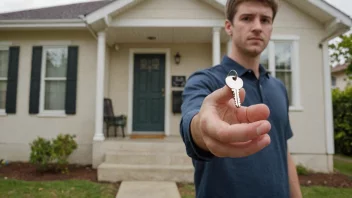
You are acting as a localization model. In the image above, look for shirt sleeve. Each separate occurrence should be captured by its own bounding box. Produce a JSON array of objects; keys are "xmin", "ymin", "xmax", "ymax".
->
[{"xmin": 179, "ymin": 70, "xmax": 216, "ymax": 161}]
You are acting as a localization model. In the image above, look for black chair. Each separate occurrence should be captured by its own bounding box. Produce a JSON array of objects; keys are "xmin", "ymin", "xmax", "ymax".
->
[{"xmin": 104, "ymin": 98, "xmax": 126, "ymax": 137}]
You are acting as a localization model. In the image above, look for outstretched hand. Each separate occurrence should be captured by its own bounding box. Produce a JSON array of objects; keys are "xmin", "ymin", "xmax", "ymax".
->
[{"xmin": 191, "ymin": 85, "xmax": 271, "ymax": 158}]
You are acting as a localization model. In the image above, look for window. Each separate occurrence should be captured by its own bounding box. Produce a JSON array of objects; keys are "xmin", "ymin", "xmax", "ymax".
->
[
  {"xmin": 40, "ymin": 47, "xmax": 68, "ymax": 114},
  {"xmin": 0, "ymin": 47, "xmax": 9, "ymax": 111},
  {"xmin": 331, "ymin": 76, "xmax": 336, "ymax": 87},
  {"xmin": 260, "ymin": 38, "xmax": 301, "ymax": 110}
]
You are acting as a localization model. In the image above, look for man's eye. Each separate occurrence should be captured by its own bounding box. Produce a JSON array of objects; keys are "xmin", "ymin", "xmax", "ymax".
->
[
  {"xmin": 262, "ymin": 18, "xmax": 271, "ymax": 24},
  {"xmin": 242, "ymin": 17, "xmax": 250, "ymax": 21}
]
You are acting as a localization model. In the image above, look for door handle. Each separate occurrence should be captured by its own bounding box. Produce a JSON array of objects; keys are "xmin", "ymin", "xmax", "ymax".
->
[{"xmin": 161, "ymin": 88, "xmax": 165, "ymax": 96}]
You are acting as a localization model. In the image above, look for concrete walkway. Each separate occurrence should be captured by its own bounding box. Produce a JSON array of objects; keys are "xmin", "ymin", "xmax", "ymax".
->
[{"xmin": 116, "ymin": 181, "xmax": 181, "ymax": 198}]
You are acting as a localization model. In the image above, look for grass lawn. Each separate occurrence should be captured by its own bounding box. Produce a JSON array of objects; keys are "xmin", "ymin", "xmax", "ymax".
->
[
  {"xmin": 0, "ymin": 179, "xmax": 118, "ymax": 198},
  {"xmin": 178, "ymin": 184, "xmax": 352, "ymax": 198},
  {"xmin": 334, "ymin": 155, "xmax": 352, "ymax": 177}
]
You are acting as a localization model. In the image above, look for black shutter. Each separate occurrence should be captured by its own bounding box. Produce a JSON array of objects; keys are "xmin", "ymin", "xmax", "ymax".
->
[
  {"xmin": 5, "ymin": 46, "xmax": 20, "ymax": 114},
  {"xmin": 65, "ymin": 46, "xmax": 79, "ymax": 115},
  {"xmin": 29, "ymin": 46, "xmax": 42, "ymax": 114}
]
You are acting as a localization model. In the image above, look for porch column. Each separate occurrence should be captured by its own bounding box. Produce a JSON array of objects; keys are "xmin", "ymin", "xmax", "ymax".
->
[
  {"xmin": 227, "ymin": 39, "xmax": 232, "ymax": 55},
  {"xmin": 212, "ymin": 27, "xmax": 221, "ymax": 66},
  {"xmin": 93, "ymin": 31, "xmax": 106, "ymax": 141}
]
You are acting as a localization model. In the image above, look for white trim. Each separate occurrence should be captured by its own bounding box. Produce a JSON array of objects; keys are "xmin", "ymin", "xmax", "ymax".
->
[
  {"xmin": 0, "ymin": 109, "xmax": 6, "ymax": 116},
  {"xmin": 39, "ymin": 46, "xmax": 68, "ymax": 116},
  {"xmin": 307, "ymin": 0, "xmax": 352, "ymax": 27},
  {"xmin": 111, "ymin": 19, "xmax": 224, "ymax": 27},
  {"xmin": 85, "ymin": 0, "xmax": 140, "ymax": 24},
  {"xmin": 37, "ymin": 41, "xmax": 72, "ymax": 46},
  {"xmin": 0, "ymin": 42, "xmax": 12, "ymax": 46},
  {"xmin": 266, "ymin": 36, "xmax": 302, "ymax": 110},
  {"xmin": 322, "ymin": 42, "xmax": 334, "ymax": 154},
  {"xmin": 0, "ymin": 23, "xmax": 85, "ymax": 29},
  {"xmin": 37, "ymin": 112, "xmax": 67, "ymax": 118},
  {"xmin": 128, "ymin": 48, "xmax": 171, "ymax": 136},
  {"xmin": 0, "ymin": 19, "xmax": 83, "ymax": 23}
]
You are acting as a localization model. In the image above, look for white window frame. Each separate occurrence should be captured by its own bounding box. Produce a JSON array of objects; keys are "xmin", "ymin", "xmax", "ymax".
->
[
  {"xmin": 0, "ymin": 46, "xmax": 9, "ymax": 116},
  {"xmin": 265, "ymin": 35, "xmax": 303, "ymax": 111},
  {"xmin": 38, "ymin": 46, "xmax": 68, "ymax": 117}
]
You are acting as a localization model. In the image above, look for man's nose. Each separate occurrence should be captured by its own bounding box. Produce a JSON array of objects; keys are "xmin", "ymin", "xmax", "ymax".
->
[{"xmin": 252, "ymin": 18, "xmax": 263, "ymax": 33}]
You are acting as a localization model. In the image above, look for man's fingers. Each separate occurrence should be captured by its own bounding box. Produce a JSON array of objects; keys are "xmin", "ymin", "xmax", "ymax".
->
[
  {"xmin": 205, "ymin": 118, "xmax": 271, "ymax": 143},
  {"xmin": 204, "ymin": 134, "xmax": 271, "ymax": 158},
  {"xmin": 236, "ymin": 104, "xmax": 270, "ymax": 123}
]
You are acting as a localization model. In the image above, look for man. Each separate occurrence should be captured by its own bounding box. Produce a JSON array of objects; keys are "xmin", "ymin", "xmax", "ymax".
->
[{"xmin": 180, "ymin": 0, "xmax": 302, "ymax": 197}]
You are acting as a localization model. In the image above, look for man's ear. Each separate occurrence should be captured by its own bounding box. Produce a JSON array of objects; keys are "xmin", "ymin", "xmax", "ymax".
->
[{"xmin": 224, "ymin": 19, "xmax": 233, "ymax": 36}]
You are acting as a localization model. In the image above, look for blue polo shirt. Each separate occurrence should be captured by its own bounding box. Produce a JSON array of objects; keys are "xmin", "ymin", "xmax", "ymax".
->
[{"xmin": 180, "ymin": 55, "xmax": 293, "ymax": 198}]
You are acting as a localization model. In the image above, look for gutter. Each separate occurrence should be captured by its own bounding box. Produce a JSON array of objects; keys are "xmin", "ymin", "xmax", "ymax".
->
[
  {"xmin": 79, "ymin": 15, "xmax": 97, "ymax": 40},
  {"xmin": 0, "ymin": 19, "xmax": 86, "ymax": 28}
]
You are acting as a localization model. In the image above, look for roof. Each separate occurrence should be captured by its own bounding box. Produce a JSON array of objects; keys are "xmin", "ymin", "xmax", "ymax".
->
[
  {"xmin": 331, "ymin": 64, "xmax": 348, "ymax": 73},
  {"xmin": 0, "ymin": 0, "xmax": 113, "ymax": 20}
]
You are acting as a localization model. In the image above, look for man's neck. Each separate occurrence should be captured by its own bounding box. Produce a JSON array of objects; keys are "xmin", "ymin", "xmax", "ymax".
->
[{"xmin": 228, "ymin": 48, "xmax": 261, "ymax": 79}]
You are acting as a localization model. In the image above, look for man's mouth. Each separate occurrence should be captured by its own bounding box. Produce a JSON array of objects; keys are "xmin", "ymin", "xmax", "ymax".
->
[{"xmin": 248, "ymin": 37, "xmax": 263, "ymax": 41}]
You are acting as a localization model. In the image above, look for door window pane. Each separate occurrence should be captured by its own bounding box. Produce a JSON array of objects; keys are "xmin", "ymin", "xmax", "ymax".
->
[{"xmin": 260, "ymin": 47, "xmax": 269, "ymax": 70}]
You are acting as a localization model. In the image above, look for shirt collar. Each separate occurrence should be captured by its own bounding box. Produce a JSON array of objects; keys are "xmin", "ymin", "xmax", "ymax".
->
[{"xmin": 221, "ymin": 55, "xmax": 270, "ymax": 79}]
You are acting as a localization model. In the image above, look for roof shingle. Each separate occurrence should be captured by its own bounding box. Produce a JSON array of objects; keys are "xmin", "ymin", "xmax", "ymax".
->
[{"xmin": 0, "ymin": 0, "xmax": 114, "ymax": 20}]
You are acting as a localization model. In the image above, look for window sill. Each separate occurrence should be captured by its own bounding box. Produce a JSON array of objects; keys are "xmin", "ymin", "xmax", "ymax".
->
[
  {"xmin": 37, "ymin": 112, "xmax": 67, "ymax": 118},
  {"xmin": 0, "ymin": 111, "xmax": 7, "ymax": 116},
  {"xmin": 289, "ymin": 106, "xmax": 304, "ymax": 112}
]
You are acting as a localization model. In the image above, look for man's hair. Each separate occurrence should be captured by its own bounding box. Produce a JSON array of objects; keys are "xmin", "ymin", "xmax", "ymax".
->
[{"xmin": 225, "ymin": 0, "xmax": 279, "ymax": 23}]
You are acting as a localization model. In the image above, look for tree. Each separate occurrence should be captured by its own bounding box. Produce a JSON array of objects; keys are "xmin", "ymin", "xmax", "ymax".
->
[{"xmin": 329, "ymin": 32, "xmax": 352, "ymax": 78}]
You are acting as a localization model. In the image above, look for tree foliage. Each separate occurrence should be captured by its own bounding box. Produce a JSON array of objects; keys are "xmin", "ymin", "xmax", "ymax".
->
[{"xmin": 329, "ymin": 33, "xmax": 352, "ymax": 77}]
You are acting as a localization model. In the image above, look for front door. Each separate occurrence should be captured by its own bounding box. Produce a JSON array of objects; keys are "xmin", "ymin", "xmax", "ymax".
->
[{"xmin": 132, "ymin": 54, "xmax": 165, "ymax": 132}]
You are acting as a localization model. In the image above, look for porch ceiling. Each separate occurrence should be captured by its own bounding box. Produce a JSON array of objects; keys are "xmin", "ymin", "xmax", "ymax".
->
[{"xmin": 106, "ymin": 27, "xmax": 229, "ymax": 45}]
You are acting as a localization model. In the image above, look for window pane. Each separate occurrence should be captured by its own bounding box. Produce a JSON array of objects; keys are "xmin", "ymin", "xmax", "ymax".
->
[
  {"xmin": 45, "ymin": 81, "xmax": 66, "ymax": 110},
  {"xmin": 260, "ymin": 47, "xmax": 269, "ymax": 70},
  {"xmin": 0, "ymin": 81, "xmax": 6, "ymax": 109},
  {"xmin": 45, "ymin": 48, "xmax": 68, "ymax": 78},
  {"xmin": 276, "ymin": 71, "xmax": 292, "ymax": 106},
  {"xmin": 275, "ymin": 42, "xmax": 292, "ymax": 70},
  {"xmin": 0, "ymin": 50, "xmax": 9, "ymax": 78}
]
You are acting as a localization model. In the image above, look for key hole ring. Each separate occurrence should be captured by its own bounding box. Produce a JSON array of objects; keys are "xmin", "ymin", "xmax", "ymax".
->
[{"xmin": 227, "ymin": 70, "xmax": 238, "ymax": 81}]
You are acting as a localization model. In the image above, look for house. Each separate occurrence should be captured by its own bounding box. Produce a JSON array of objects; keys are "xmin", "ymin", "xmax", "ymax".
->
[
  {"xmin": 331, "ymin": 63, "xmax": 351, "ymax": 90},
  {"xmin": 0, "ymin": 0, "xmax": 351, "ymax": 182}
]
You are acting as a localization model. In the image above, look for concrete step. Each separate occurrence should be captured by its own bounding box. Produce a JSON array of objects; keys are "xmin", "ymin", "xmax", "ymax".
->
[
  {"xmin": 97, "ymin": 163, "xmax": 194, "ymax": 183},
  {"xmin": 102, "ymin": 141, "xmax": 187, "ymax": 154},
  {"xmin": 105, "ymin": 152, "xmax": 193, "ymax": 166}
]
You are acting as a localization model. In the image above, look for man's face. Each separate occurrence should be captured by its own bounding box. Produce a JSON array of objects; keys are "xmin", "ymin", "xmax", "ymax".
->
[{"xmin": 226, "ymin": 1, "xmax": 273, "ymax": 57}]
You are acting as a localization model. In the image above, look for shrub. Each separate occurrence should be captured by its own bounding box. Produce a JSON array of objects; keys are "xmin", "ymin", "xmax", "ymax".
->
[
  {"xmin": 52, "ymin": 134, "xmax": 78, "ymax": 173},
  {"xmin": 332, "ymin": 86, "xmax": 352, "ymax": 156},
  {"xmin": 29, "ymin": 137, "xmax": 53, "ymax": 171},
  {"xmin": 296, "ymin": 164, "xmax": 309, "ymax": 175},
  {"xmin": 29, "ymin": 134, "xmax": 78, "ymax": 173}
]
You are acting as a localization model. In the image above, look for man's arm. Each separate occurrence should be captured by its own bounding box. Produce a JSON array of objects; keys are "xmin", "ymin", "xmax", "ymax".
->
[{"xmin": 287, "ymin": 152, "xmax": 302, "ymax": 198}]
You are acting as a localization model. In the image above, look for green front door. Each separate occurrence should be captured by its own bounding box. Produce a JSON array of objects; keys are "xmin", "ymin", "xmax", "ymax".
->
[{"xmin": 132, "ymin": 54, "xmax": 165, "ymax": 132}]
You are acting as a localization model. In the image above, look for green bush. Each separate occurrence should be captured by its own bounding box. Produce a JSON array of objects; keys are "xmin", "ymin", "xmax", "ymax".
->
[
  {"xmin": 296, "ymin": 164, "xmax": 309, "ymax": 175},
  {"xmin": 29, "ymin": 137, "xmax": 53, "ymax": 171},
  {"xmin": 29, "ymin": 134, "xmax": 78, "ymax": 173},
  {"xmin": 332, "ymin": 86, "xmax": 352, "ymax": 156}
]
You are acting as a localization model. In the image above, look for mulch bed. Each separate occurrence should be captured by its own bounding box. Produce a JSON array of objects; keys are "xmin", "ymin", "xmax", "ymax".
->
[
  {"xmin": 0, "ymin": 162, "xmax": 351, "ymax": 188},
  {"xmin": 0, "ymin": 162, "xmax": 97, "ymax": 182}
]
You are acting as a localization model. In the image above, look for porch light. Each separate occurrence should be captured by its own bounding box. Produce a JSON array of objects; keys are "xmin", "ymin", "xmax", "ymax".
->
[{"xmin": 174, "ymin": 52, "xmax": 181, "ymax": 65}]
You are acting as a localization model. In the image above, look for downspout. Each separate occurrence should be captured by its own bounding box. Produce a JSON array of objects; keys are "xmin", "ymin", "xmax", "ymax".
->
[{"xmin": 79, "ymin": 15, "xmax": 97, "ymax": 40}]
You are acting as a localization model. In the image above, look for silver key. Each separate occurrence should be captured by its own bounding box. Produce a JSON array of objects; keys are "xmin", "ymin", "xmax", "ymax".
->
[{"xmin": 225, "ymin": 74, "xmax": 243, "ymax": 108}]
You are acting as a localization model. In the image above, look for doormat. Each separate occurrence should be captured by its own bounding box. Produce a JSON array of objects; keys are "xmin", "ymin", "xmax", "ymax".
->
[{"xmin": 130, "ymin": 134, "xmax": 165, "ymax": 139}]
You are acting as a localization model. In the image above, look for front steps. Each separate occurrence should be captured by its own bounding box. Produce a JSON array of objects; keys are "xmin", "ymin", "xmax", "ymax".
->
[{"xmin": 97, "ymin": 139, "xmax": 194, "ymax": 183}]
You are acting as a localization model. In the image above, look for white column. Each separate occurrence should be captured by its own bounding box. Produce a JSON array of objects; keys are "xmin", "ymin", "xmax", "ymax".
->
[
  {"xmin": 212, "ymin": 27, "xmax": 221, "ymax": 66},
  {"xmin": 322, "ymin": 41, "xmax": 334, "ymax": 156},
  {"xmin": 93, "ymin": 31, "xmax": 106, "ymax": 141},
  {"xmin": 227, "ymin": 39, "xmax": 232, "ymax": 55}
]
